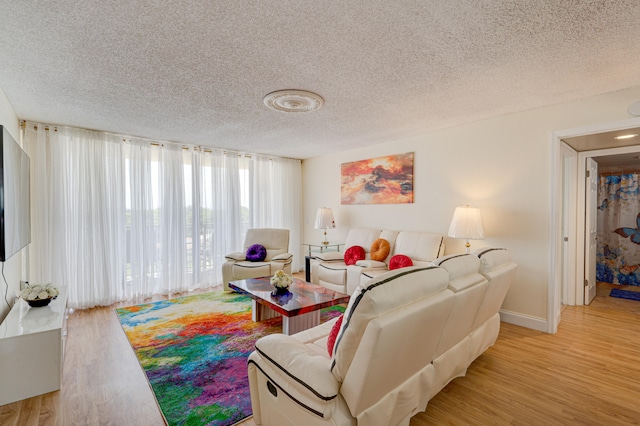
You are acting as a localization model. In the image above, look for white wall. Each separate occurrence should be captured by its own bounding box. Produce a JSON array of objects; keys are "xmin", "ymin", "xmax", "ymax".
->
[
  {"xmin": 302, "ymin": 86, "xmax": 640, "ymax": 331},
  {"xmin": 0, "ymin": 88, "xmax": 23, "ymax": 322}
]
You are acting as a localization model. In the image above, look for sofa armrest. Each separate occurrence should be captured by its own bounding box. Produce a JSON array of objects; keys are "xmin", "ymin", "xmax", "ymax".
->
[
  {"xmin": 225, "ymin": 252, "xmax": 246, "ymax": 261},
  {"xmin": 252, "ymin": 334, "xmax": 340, "ymax": 399},
  {"xmin": 355, "ymin": 260, "xmax": 387, "ymax": 268},
  {"xmin": 272, "ymin": 253, "xmax": 293, "ymax": 262},
  {"xmin": 314, "ymin": 252, "xmax": 344, "ymax": 262}
]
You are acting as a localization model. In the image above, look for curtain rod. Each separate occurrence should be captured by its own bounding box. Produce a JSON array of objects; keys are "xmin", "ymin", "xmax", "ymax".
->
[
  {"xmin": 21, "ymin": 121, "xmax": 57, "ymax": 132},
  {"xmin": 599, "ymin": 168, "xmax": 640, "ymax": 177},
  {"xmin": 20, "ymin": 120, "xmax": 300, "ymax": 161},
  {"xmin": 147, "ymin": 141, "xmax": 252, "ymax": 157}
]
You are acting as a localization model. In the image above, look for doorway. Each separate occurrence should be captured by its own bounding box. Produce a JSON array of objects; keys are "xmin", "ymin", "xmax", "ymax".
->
[
  {"xmin": 590, "ymin": 154, "xmax": 640, "ymax": 296},
  {"xmin": 550, "ymin": 118, "xmax": 640, "ymax": 333}
]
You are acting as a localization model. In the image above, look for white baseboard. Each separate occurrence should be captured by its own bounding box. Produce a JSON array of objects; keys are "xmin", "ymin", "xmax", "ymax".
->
[{"xmin": 499, "ymin": 309, "xmax": 548, "ymax": 333}]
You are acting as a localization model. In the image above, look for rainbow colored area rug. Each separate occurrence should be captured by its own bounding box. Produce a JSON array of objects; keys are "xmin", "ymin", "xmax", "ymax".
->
[{"xmin": 116, "ymin": 291, "xmax": 344, "ymax": 426}]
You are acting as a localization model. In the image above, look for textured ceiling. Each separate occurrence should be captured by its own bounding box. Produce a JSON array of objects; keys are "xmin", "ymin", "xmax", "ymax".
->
[{"xmin": 1, "ymin": 1, "xmax": 640, "ymax": 159}]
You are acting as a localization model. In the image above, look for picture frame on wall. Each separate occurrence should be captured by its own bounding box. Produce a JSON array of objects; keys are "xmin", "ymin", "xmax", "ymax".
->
[{"xmin": 340, "ymin": 152, "xmax": 414, "ymax": 205}]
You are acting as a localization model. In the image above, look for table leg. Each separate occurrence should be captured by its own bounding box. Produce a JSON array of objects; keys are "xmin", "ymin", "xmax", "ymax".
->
[
  {"xmin": 252, "ymin": 300, "xmax": 280, "ymax": 322},
  {"xmin": 282, "ymin": 311, "xmax": 320, "ymax": 335},
  {"xmin": 305, "ymin": 255, "xmax": 311, "ymax": 282}
]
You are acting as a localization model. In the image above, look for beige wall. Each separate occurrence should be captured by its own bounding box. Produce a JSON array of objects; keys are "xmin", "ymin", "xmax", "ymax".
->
[
  {"xmin": 0, "ymin": 88, "xmax": 22, "ymax": 322},
  {"xmin": 302, "ymin": 86, "xmax": 640, "ymax": 330}
]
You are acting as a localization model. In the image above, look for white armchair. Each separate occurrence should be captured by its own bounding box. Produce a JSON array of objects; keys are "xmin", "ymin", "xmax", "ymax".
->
[{"xmin": 221, "ymin": 228, "xmax": 293, "ymax": 291}]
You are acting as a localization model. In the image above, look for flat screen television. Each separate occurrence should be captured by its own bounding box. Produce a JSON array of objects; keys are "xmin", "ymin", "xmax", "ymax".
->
[{"xmin": 0, "ymin": 125, "xmax": 30, "ymax": 262}]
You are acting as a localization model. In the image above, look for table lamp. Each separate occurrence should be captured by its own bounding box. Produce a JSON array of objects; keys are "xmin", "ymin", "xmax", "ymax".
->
[
  {"xmin": 315, "ymin": 207, "xmax": 335, "ymax": 245},
  {"xmin": 448, "ymin": 205, "xmax": 485, "ymax": 253}
]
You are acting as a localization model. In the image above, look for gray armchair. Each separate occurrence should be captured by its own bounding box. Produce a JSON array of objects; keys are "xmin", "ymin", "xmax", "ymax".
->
[{"xmin": 222, "ymin": 228, "xmax": 293, "ymax": 290}]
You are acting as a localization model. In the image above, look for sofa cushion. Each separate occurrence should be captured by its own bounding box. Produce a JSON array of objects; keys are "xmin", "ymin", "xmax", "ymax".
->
[
  {"xmin": 230, "ymin": 261, "xmax": 271, "ymax": 280},
  {"xmin": 471, "ymin": 247, "xmax": 517, "ymax": 331},
  {"xmin": 475, "ymin": 247, "xmax": 512, "ymax": 273},
  {"xmin": 344, "ymin": 246, "xmax": 366, "ymax": 265},
  {"xmin": 331, "ymin": 266, "xmax": 450, "ymax": 382},
  {"xmin": 432, "ymin": 253, "xmax": 484, "ymax": 292},
  {"xmin": 370, "ymin": 238, "xmax": 391, "ymax": 261},
  {"xmin": 344, "ymin": 228, "xmax": 383, "ymax": 252},
  {"xmin": 389, "ymin": 254, "xmax": 413, "ymax": 270},
  {"xmin": 225, "ymin": 252, "xmax": 246, "ymax": 261},
  {"xmin": 394, "ymin": 231, "xmax": 445, "ymax": 262},
  {"xmin": 327, "ymin": 314, "xmax": 344, "ymax": 356},
  {"xmin": 242, "ymin": 228, "xmax": 291, "ymax": 260},
  {"xmin": 355, "ymin": 259, "xmax": 387, "ymax": 268},
  {"xmin": 246, "ymin": 244, "xmax": 267, "ymax": 261},
  {"xmin": 319, "ymin": 263, "xmax": 348, "ymax": 287}
]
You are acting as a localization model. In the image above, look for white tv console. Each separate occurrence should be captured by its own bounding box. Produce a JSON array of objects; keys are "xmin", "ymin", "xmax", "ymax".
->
[{"xmin": 0, "ymin": 288, "xmax": 67, "ymax": 405}]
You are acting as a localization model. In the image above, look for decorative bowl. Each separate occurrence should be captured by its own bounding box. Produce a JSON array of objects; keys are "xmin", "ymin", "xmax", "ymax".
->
[
  {"xmin": 271, "ymin": 286, "xmax": 290, "ymax": 296},
  {"xmin": 270, "ymin": 289, "xmax": 293, "ymax": 304},
  {"xmin": 26, "ymin": 297, "xmax": 53, "ymax": 307}
]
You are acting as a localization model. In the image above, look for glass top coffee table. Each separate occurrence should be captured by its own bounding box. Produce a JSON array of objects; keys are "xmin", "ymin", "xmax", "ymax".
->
[{"xmin": 228, "ymin": 276, "xmax": 350, "ymax": 335}]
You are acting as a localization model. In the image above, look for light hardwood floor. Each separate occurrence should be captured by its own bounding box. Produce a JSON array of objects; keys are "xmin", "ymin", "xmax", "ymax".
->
[{"xmin": 2, "ymin": 282, "xmax": 640, "ymax": 425}]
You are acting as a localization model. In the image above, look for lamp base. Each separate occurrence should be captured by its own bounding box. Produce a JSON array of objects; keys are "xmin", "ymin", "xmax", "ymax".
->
[{"xmin": 322, "ymin": 230, "xmax": 329, "ymax": 245}]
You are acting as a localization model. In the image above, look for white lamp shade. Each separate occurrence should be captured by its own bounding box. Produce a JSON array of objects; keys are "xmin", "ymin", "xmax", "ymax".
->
[
  {"xmin": 314, "ymin": 207, "xmax": 335, "ymax": 229},
  {"xmin": 448, "ymin": 206, "xmax": 485, "ymax": 240}
]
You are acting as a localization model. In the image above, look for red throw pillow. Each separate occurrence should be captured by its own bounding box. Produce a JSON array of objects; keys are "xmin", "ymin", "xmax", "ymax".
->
[
  {"xmin": 389, "ymin": 254, "xmax": 413, "ymax": 270},
  {"xmin": 344, "ymin": 245, "xmax": 365, "ymax": 266},
  {"xmin": 327, "ymin": 314, "xmax": 344, "ymax": 356}
]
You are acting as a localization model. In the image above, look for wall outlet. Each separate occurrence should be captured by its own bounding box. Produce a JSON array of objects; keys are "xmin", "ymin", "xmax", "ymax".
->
[{"xmin": 20, "ymin": 280, "xmax": 29, "ymax": 290}]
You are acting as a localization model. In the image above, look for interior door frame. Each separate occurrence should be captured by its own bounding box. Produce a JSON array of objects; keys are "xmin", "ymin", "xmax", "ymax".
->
[
  {"xmin": 561, "ymin": 143, "xmax": 577, "ymax": 308},
  {"xmin": 583, "ymin": 156, "xmax": 598, "ymax": 305},
  {"xmin": 549, "ymin": 116, "xmax": 640, "ymax": 333}
]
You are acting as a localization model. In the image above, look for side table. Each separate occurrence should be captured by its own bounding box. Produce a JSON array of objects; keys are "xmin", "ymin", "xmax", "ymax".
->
[
  {"xmin": 302, "ymin": 243, "xmax": 343, "ymax": 282},
  {"xmin": 0, "ymin": 287, "xmax": 68, "ymax": 405}
]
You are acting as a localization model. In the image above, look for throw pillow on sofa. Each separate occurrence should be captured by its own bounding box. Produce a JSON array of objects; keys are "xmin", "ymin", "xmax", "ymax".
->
[
  {"xmin": 370, "ymin": 238, "xmax": 391, "ymax": 261},
  {"xmin": 389, "ymin": 254, "xmax": 413, "ymax": 270},
  {"xmin": 327, "ymin": 314, "xmax": 344, "ymax": 356},
  {"xmin": 344, "ymin": 246, "xmax": 365, "ymax": 265},
  {"xmin": 246, "ymin": 244, "xmax": 267, "ymax": 262}
]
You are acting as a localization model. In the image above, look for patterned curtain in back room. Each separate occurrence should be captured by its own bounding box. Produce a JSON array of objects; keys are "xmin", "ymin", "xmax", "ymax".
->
[{"xmin": 597, "ymin": 172, "xmax": 640, "ymax": 285}]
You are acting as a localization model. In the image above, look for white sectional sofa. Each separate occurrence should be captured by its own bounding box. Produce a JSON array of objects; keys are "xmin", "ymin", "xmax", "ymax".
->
[
  {"xmin": 247, "ymin": 248, "xmax": 517, "ymax": 426},
  {"xmin": 310, "ymin": 227, "xmax": 445, "ymax": 295}
]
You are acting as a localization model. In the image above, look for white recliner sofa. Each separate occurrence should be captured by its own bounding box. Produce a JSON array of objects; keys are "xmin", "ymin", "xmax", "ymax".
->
[
  {"xmin": 247, "ymin": 248, "xmax": 517, "ymax": 426},
  {"xmin": 221, "ymin": 228, "xmax": 293, "ymax": 291},
  {"xmin": 310, "ymin": 228, "xmax": 445, "ymax": 295}
]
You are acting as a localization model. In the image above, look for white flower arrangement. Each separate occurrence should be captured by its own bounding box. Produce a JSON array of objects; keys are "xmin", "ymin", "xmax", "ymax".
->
[
  {"xmin": 270, "ymin": 270, "xmax": 292, "ymax": 291},
  {"xmin": 20, "ymin": 283, "xmax": 59, "ymax": 301}
]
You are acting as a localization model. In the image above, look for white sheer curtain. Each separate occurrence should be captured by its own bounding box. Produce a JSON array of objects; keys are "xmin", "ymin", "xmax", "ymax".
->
[
  {"xmin": 24, "ymin": 122, "xmax": 302, "ymax": 309},
  {"xmin": 198, "ymin": 149, "xmax": 243, "ymax": 285},
  {"xmin": 125, "ymin": 139, "xmax": 157, "ymax": 299},
  {"xmin": 158, "ymin": 143, "xmax": 188, "ymax": 294},
  {"xmin": 125, "ymin": 140, "xmax": 191, "ymax": 298},
  {"xmin": 247, "ymin": 154, "xmax": 302, "ymax": 271},
  {"xmin": 24, "ymin": 124, "xmax": 54, "ymax": 283},
  {"xmin": 26, "ymin": 125, "xmax": 126, "ymax": 308}
]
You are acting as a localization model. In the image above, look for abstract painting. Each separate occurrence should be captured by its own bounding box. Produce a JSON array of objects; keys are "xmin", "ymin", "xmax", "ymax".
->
[{"xmin": 341, "ymin": 152, "xmax": 414, "ymax": 204}]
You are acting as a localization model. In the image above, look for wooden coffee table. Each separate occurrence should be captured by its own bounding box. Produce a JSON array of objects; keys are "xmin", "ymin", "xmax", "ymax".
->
[{"xmin": 228, "ymin": 276, "xmax": 350, "ymax": 335}]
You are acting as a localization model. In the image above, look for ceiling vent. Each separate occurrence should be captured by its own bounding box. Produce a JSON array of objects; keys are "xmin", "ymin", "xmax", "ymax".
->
[{"xmin": 263, "ymin": 90, "xmax": 324, "ymax": 113}]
